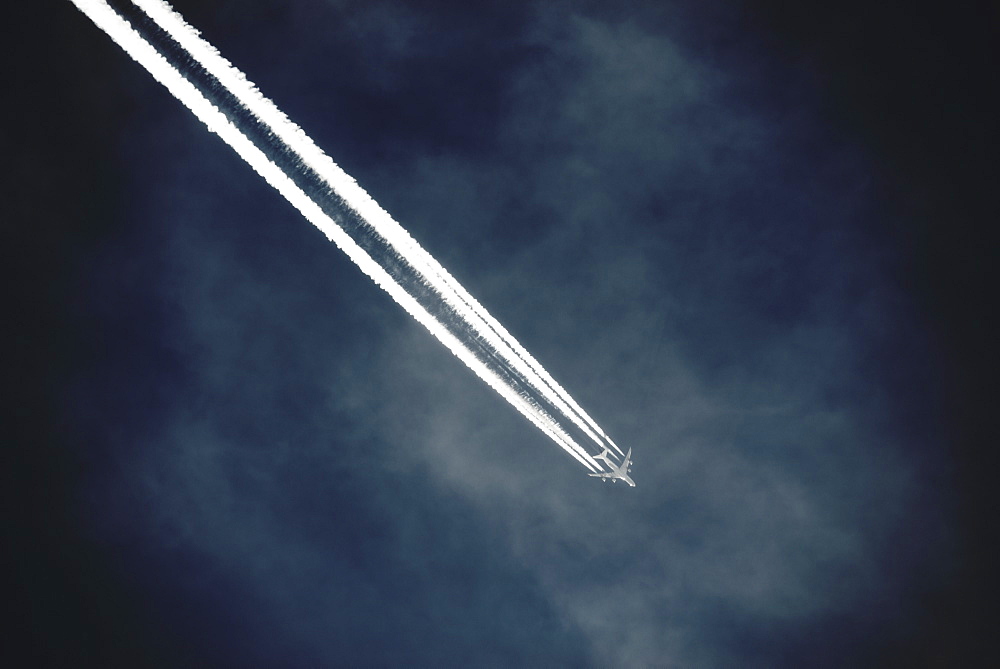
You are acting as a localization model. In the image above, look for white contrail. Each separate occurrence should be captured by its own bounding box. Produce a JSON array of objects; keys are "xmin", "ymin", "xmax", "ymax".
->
[
  {"xmin": 71, "ymin": 0, "xmax": 620, "ymax": 471},
  {"xmin": 129, "ymin": 0, "xmax": 621, "ymax": 457},
  {"xmin": 68, "ymin": 0, "xmax": 597, "ymax": 471}
]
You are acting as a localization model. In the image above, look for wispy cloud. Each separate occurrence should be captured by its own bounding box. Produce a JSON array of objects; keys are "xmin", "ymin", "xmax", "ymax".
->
[{"xmin": 69, "ymin": 1, "xmax": 948, "ymax": 665}]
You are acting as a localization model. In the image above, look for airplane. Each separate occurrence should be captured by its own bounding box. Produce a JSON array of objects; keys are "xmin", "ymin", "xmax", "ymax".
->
[{"xmin": 589, "ymin": 447, "xmax": 635, "ymax": 487}]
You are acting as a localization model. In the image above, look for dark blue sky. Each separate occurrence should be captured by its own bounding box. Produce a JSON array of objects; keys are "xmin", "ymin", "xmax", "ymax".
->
[{"xmin": 6, "ymin": 1, "xmax": 996, "ymax": 666}]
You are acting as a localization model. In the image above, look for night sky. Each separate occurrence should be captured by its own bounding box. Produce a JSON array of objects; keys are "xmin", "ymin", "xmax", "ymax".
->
[{"xmin": 6, "ymin": 1, "xmax": 997, "ymax": 666}]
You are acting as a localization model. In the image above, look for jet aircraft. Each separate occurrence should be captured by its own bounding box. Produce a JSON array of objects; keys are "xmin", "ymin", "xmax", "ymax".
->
[{"xmin": 589, "ymin": 447, "xmax": 635, "ymax": 487}]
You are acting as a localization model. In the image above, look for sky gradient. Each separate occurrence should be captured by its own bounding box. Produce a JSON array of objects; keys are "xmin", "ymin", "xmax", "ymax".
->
[{"xmin": 6, "ymin": 1, "xmax": 996, "ymax": 666}]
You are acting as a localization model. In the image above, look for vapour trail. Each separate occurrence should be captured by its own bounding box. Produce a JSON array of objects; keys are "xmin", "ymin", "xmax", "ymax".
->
[
  {"xmin": 69, "ymin": 0, "xmax": 597, "ymax": 471},
  {"xmin": 129, "ymin": 0, "xmax": 622, "ymax": 458},
  {"xmin": 71, "ymin": 0, "xmax": 619, "ymax": 471}
]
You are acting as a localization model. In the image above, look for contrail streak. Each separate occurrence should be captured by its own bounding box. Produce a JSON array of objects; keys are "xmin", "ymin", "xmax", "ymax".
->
[
  {"xmin": 71, "ymin": 0, "xmax": 624, "ymax": 472},
  {"xmin": 127, "ymin": 0, "xmax": 622, "ymax": 459}
]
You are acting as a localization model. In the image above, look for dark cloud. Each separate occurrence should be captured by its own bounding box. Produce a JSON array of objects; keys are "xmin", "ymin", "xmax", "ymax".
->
[
  {"xmin": 7, "ymin": 0, "xmax": 991, "ymax": 666},
  {"xmin": 351, "ymin": 12, "xmax": 945, "ymax": 665}
]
